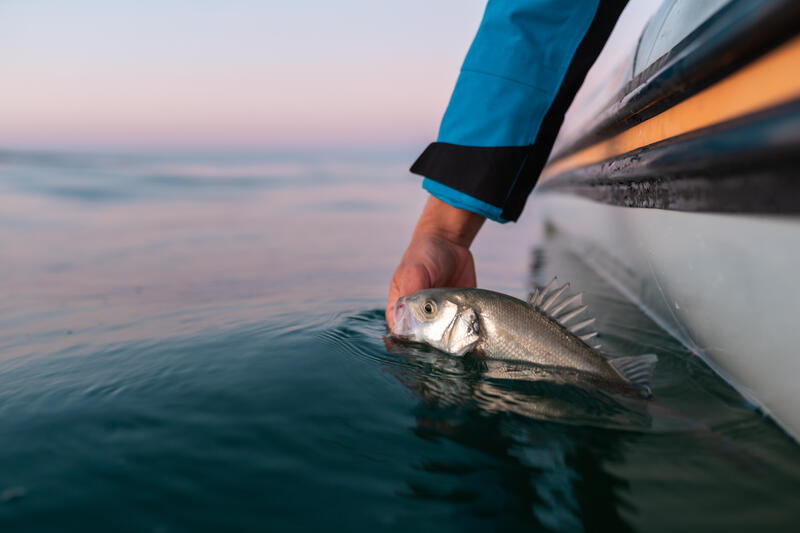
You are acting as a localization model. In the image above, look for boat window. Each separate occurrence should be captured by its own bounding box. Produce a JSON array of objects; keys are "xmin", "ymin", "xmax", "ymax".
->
[{"xmin": 634, "ymin": 0, "xmax": 732, "ymax": 76}]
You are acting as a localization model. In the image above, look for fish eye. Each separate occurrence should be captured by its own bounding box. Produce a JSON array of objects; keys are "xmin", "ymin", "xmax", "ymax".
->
[{"xmin": 422, "ymin": 300, "xmax": 436, "ymax": 315}]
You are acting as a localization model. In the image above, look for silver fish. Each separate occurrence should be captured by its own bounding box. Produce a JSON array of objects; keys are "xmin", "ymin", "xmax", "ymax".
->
[{"xmin": 391, "ymin": 279, "xmax": 657, "ymax": 396}]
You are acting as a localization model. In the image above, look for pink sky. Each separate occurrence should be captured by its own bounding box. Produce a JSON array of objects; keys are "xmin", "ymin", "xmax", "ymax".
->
[{"xmin": 0, "ymin": 1, "xmax": 657, "ymax": 152}]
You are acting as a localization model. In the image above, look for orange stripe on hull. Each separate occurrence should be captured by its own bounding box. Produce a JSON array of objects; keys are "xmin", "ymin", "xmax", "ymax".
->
[{"xmin": 541, "ymin": 34, "xmax": 800, "ymax": 182}]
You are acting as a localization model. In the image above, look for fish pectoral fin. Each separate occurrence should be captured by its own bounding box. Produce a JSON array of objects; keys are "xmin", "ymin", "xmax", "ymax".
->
[{"xmin": 609, "ymin": 354, "xmax": 658, "ymax": 398}]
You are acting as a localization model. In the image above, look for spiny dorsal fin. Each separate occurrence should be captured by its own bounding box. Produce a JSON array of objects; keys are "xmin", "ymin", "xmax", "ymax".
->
[
  {"xmin": 530, "ymin": 277, "xmax": 600, "ymax": 347},
  {"xmin": 541, "ymin": 282, "xmax": 570, "ymax": 312},
  {"xmin": 551, "ymin": 292, "xmax": 582, "ymax": 315},
  {"xmin": 557, "ymin": 305, "xmax": 588, "ymax": 324},
  {"xmin": 570, "ymin": 317, "xmax": 595, "ymax": 333},
  {"xmin": 534, "ymin": 277, "xmax": 559, "ymax": 306},
  {"xmin": 609, "ymin": 354, "xmax": 658, "ymax": 397},
  {"xmin": 527, "ymin": 288, "xmax": 539, "ymax": 305}
]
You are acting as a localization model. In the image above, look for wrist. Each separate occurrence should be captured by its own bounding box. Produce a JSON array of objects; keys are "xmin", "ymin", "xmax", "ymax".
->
[{"xmin": 413, "ymin": 196, "xmax": 485, "ymax": 248}]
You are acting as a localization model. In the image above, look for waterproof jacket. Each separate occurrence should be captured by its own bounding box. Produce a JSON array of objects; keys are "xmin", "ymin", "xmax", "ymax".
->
[{"xmin": 411, "ymin": 0, "xmax": 627, "ymax": 222}]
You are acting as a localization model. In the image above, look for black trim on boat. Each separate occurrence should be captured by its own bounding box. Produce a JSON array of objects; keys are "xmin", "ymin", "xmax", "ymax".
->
[
  {"xmin": 537, "ymin": 99, "xmax": 800, "ymax": 214},
  {"xmin": 551, "ymin": 0, "xmax": 800, "ymax": 161}
]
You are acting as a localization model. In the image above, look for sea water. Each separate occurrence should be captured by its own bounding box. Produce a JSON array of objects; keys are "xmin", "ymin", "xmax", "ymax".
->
[{"xmin": 0, "ymin": 151, "xmax": 798, "ymax": 531}]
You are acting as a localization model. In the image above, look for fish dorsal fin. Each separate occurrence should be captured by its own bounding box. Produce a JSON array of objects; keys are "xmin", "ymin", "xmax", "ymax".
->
[
  {"xmin": 609, "ymin": 354, "xmax": 658, "ymax": 397},
  {"xmin": 529, "ymin": 277, "xmax": 599, "ymax": 342}
]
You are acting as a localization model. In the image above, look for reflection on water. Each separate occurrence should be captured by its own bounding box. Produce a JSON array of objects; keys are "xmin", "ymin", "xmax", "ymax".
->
[
  {"xmin": 380, "ymin": 339, "xmax": 638, "ymax": 531},
  {"xmin": 382, "ymin": 338, "xmax": 653, "ymax": 430},
  {"xmin": 1, "ymin": 151, "xmax": 799, "ymax": 531}
]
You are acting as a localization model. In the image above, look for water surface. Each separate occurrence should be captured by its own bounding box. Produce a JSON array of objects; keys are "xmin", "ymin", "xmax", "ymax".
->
[{"xmin": 1, "ymin": 151, "xmax": 798, "ymax": 531}]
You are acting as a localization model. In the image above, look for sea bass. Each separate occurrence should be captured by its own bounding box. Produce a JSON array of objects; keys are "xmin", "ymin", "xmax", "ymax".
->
[{"xmin": 391, "ymin": 279, "xmax": 657, "ymax": 396}]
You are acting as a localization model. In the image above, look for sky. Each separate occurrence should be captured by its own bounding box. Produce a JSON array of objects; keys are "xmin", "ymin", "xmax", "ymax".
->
[{"xmin": 0, "ymin": 1, "xmax": 658, "ymax": 153}]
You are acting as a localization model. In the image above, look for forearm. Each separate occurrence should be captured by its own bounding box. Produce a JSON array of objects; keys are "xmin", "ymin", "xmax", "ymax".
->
[{"xmin": 412, "ymin": 196, "xmax": 485, "ymax": 248}]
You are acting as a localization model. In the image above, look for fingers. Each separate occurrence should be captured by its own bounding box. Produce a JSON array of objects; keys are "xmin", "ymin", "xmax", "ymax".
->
[
  {"xmin": 386, "ymin": 282, "xmax": 398, "ymax": 330},
  {"xmin": 386, "ymin": 263, "xmax": 431, "ymax": 330}
]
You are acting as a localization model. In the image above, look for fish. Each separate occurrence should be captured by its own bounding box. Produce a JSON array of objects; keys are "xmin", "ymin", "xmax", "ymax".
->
[{"xmin": 391, "ymin": 278, "xmax": 657, "ymax": 397}]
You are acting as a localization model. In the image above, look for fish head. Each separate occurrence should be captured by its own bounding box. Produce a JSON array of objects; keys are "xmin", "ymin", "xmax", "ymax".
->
[{"xmin": 392, "ymin": 289, "xmax": 482, "ymax": 356}]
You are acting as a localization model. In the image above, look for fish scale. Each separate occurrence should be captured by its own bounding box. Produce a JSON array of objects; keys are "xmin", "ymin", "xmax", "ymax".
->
[{"xmin": 463, "ymin": 289, "xmax": 619, "ymax": 381}]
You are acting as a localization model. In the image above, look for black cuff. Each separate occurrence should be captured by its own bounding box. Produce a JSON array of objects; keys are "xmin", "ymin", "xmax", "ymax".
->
[{"xmin": 410, "ymin": 142, "xmax": 540, "ymax": 222}]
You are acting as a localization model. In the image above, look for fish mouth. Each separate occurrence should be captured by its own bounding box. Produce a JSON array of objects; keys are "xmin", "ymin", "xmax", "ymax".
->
[{"xmin": 391, "ymin": 298, "xmax": 415, "ymax": 338}]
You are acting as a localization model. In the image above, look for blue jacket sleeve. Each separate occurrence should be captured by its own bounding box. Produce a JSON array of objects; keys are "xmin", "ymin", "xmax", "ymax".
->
[{"xmin": 410, "ymin": 0, "xmax": 627, "ymax": 222}]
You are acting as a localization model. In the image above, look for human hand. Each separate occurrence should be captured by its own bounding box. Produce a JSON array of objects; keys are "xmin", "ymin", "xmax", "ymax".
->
[{"xmin": 386, "ymin": 196, "xmax": 485, "ymax": 330}]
